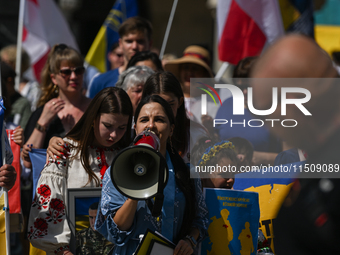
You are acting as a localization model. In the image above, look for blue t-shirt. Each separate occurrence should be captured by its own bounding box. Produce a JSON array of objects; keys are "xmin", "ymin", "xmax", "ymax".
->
[
  {"xmin": 88, "ymin": 68, "xmax": 119, "ymax": 98},
  {"xmin": 274, "ymin": 148, "xmax": 300, "ymax": 166},
  {"xmin": 215, "ymin": 97, "xmax": 281, "ymax": 152}
]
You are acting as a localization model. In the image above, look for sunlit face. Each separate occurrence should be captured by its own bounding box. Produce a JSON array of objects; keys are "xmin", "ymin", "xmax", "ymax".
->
[
  {"xmin": 135, "ymin": 102, "xmax": 174, "ymax": 154},
  {"xmin": 51, "ymin": 60, "xmax": 84, "ymax": 94},
  {"xmin": 135, "ymin": 59, "xmax": 158, "ymax": 71},
  {"xmin": 89, "ymin": 208, "xmax": 97, "ymax": 231},
  {"xmin": 119, "ymin": 31, "xmax": 151, "ymax": 62},
  {"xmin": 93, "ymin": 113, "xmax": 129, "ymax": 148},
  {"xmin": 127, "ymin": 83, "xmax": 144, "ymax": 114},
  {"xmin": 158, "ymin": 92, "xmax": 183, "ymax": 118},
  {"xmin": 209, "ymin": 157, "xmax": 235, "ymax": 189}
]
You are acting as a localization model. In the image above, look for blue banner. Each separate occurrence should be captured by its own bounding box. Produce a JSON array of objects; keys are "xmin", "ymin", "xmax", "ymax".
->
[
  {"xmin": 29, "ymin": 148, "xmax": 47, "ymax": 199},
  {"xmin": 201, "ymin": 188, "xmax": 260, "ymax": 255}
]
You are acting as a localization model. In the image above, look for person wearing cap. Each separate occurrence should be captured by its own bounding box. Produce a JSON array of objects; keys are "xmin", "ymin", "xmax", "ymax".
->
[{"xmin": 164, "ymin": 45, "xmax": 218, "ymax": 124}]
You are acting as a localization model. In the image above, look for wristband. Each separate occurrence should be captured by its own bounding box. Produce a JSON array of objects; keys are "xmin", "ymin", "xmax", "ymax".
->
[
  {"xmin": 185, "ymin": 235, "xmax": 197, "ymax": 248},
  {"xmin": 35, "ymin": 122, "xmax": 46, "ymax": 132}
]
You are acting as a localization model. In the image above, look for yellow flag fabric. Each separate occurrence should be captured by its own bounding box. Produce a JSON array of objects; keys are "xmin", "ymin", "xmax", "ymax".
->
[
  {"xmin": 315, "ymin": 25, "xmax": 340, "ymax": 55},
  {"xmin": 85, "ymin": 26, "xmax": 107, "ymax": 73},
  {"xmin": 29, "ymin": 243, "xmax": 46, "ymax": 255},
  {"xmin": 84, "ymin": 0, "xmax": 138, "ymax": 73},
  {"xmin": 0, "ymin": 193, "xmax": 6, "ymax": 254},
  {"xmin": 278, "ymin": 0, "xmax": 300, "ymax": 30}
]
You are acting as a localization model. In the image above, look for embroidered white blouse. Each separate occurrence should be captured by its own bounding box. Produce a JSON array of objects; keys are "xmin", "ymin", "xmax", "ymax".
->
[{"xmin": 27, "ymin": 138, "xmax": 118, "ymax": 255}]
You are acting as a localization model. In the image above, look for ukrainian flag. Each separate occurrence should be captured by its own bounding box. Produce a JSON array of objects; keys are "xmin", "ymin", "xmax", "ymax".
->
[
  {"xmin": 314, "ymin": 0, "xmax": 340, "ymax": 56},
  {"xmin": 278, "ymin": 0, "xmax": 314, "ymax": 38},
  {"xmin": 85, "ymin": 0, "xmax": 138, "ymax": 73},
  {"xmin": 0, "ymin": 192, "xmax": 6, "ymax": 254}
]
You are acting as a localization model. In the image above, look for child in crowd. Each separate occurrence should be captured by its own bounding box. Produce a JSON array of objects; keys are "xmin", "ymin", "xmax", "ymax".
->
[
  {"xmin": 228, "ymin": 136, "xmax": 254, "ymax": 167},
  {"xmin": 192, "ymin": 138, "xmax": 240, "ymax": 189},
  {"xmin": 28, "ymin": 87, "xmax": 133, "ymax": 255}
]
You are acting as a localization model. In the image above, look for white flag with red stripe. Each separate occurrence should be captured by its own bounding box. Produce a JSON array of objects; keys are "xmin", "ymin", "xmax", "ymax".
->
[
  {"xmin": 217, "ymin": 0, "xmax": 284, "ymax": 65},
  {"xmin": 23, "ymin": 0, "xmax": 78, "ymax": 82}
]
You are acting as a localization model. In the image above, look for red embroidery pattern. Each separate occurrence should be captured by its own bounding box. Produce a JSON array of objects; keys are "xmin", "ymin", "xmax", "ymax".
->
[
  {"xmin": 94, "ymin": 147, "xmax": 115, "ymax": 185},
  {"xmin": 45, "ymin": 198, "xmax": 65, "ymax": 224},
  {"xmin": 27, "ymin": 218, "xmax": 48, "ymax": 239},
  {"xmin": 97, "ymin": 148, "xmax": 109, "ymax": 179},
  {"xmin": 32, "ymin": 184, "xmax": 52, "ymax": 209},
  {"xmin": 54, "ymin": 245, "xmax": 70, "ymax": 254}
]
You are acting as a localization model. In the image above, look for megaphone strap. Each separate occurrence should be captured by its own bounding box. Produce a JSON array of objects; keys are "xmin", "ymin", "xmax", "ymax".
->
[
  {"xmin": 160, "ymin": 152, "xmax": 176, "ymax": 241},
  {"xmin": 147, "ymin": 153, "xmax": 167, "ymax": 218}
]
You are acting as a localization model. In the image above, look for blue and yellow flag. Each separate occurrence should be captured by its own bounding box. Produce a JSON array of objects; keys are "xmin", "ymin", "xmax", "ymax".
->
[
  {"xmin": 85, "ymin": 0, "xmax": 138, "ymax": 73},
  {"xmin": 314, "ymin": 0, "xmax": 340, "ymax": 55},
  {"xmin": 279, "ymin": 0, "xmax": 314, "ymax": 38}
]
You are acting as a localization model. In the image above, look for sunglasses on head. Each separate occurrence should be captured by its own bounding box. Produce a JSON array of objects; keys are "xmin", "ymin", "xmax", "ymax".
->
[
  {"xmin": 59, "ymin": 66, "xmax": 85, "ymax": 76},
  {"xmin": 54, "ymin": 44, "xmax": 68, "ymax": 52}
]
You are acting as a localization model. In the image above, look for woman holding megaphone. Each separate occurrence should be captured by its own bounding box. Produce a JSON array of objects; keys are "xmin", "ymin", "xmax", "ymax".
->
[
  {"xmin": 95, "ymin": 95, "xmax": 208, "ymax": 255},
  {"xmin": 28, "ymin": 87, "xmax": 133, "ymax": 255}
]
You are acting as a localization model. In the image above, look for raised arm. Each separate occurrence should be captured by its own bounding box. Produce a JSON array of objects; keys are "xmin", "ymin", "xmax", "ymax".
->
[
  {"xmin": 25, "ymin": 99, "xmax": 65, "ymax": 149},
  {"xmin": 95, "ymin": 168, "xmax": 139, "ymax": 245}
]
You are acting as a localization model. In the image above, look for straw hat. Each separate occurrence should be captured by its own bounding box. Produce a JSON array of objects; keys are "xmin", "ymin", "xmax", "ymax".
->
[{"xmin": 164, "ymin": 45, "xmax": 214, "ymax": 78}]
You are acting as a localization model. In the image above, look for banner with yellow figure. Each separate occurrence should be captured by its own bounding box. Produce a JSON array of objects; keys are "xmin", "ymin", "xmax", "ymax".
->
[
  {"xmin": 232, "ymin": 162, "xmax": 302, "ymax": 252},
  {"xmin": 201, "ymin": 188, "xmax": 260, "ymax": 255}
]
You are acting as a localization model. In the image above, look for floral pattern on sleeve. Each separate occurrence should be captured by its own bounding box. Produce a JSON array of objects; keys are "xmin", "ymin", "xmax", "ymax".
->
[
  {"xmin": 46, "ymin": 198, "xmax": 65, "ymax": 224},
  {"xmin": 32, "ymin": 184, "xmax": 52, "ymax": 210},
  {"xmin": 27, "ymin": 218, "xmax": 48, "ymax": 239}
]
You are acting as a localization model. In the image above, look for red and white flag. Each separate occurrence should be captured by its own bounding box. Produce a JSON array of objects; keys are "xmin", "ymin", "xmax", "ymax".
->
[
  {"xmin": 217, "ymin": 0, "xmax": 284, "ymax": 65},
  {"xmin": 22, "ymin": 0, "xmax": 78, "ymax": 82}
]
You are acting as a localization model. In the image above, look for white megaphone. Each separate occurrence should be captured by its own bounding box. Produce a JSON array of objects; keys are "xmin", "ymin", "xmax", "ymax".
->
[{"xmin": 110, "ymin": 128, "xmax": 168, "ymax": 216}]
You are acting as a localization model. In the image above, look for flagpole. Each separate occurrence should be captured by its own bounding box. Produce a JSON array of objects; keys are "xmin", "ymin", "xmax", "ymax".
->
[
  {"xmin": 159, "ymin": 0, "xmax": 178, "ymax": 60},
  {"xmin": 214, "ymin": 62, "xmax": 229, "ymax": 81},
  {"xmin": 0, "ymin": 59, "xmax": 10, "ymax": 255},
  {"xmin": 15, "ymin": 0, "xmax": 26, "ymax": 92}
]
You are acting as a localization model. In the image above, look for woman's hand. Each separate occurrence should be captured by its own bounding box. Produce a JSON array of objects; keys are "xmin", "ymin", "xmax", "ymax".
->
[
  {"xmin": 60, "ymin": 113, "xmax": 75, "ymax": 134},
  {"xmin": 56, "ymin": 250, "xmax": 73, "ymax": 255},
  {"xmin": 46, "ymin": 137, "xmax": 69, "ymax": 164},
  {"xmin": 174, "ymin": 239, "xmax": 194, "ymax": 255},
  {"xmin": 21, "ymin": 144, "xmax": 33, "ymax": 162},
  {"xmin": 38, "ymin": 98, "xmax": 65, "ymax": 128},
  {"xmin": 11, "ymin": 126, "xmax": 24, "ymax": 147}
]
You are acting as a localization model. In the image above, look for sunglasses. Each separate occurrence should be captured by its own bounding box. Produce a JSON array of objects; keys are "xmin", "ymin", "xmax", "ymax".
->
[
  {"xmin": 59, "ymin": 67, "xmax": 85, "ymax": 77},
  {"xmin": 54, "ymin": 44, "xmax": 68, "ymax": 52}
]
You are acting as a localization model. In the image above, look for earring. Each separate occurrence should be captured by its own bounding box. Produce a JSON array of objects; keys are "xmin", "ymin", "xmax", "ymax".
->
[{"xmin": 53, "ymin": 84, "xmax": 59, "ymax": 94}]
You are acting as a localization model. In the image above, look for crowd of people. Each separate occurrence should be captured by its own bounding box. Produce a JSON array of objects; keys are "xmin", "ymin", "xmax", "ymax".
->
[{"xmin": 1, "ymin": 15, "xmax": 339, "ymax": 255}]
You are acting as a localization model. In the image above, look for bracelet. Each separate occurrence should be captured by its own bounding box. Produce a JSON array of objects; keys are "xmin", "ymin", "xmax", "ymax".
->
[
  {"xmin": 35, "ymin": 122, "xmax": 46, "ymax": 132},
  {"xmin": 185, "ymin": 235, "xmax": 197, "ymax": 248}
]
